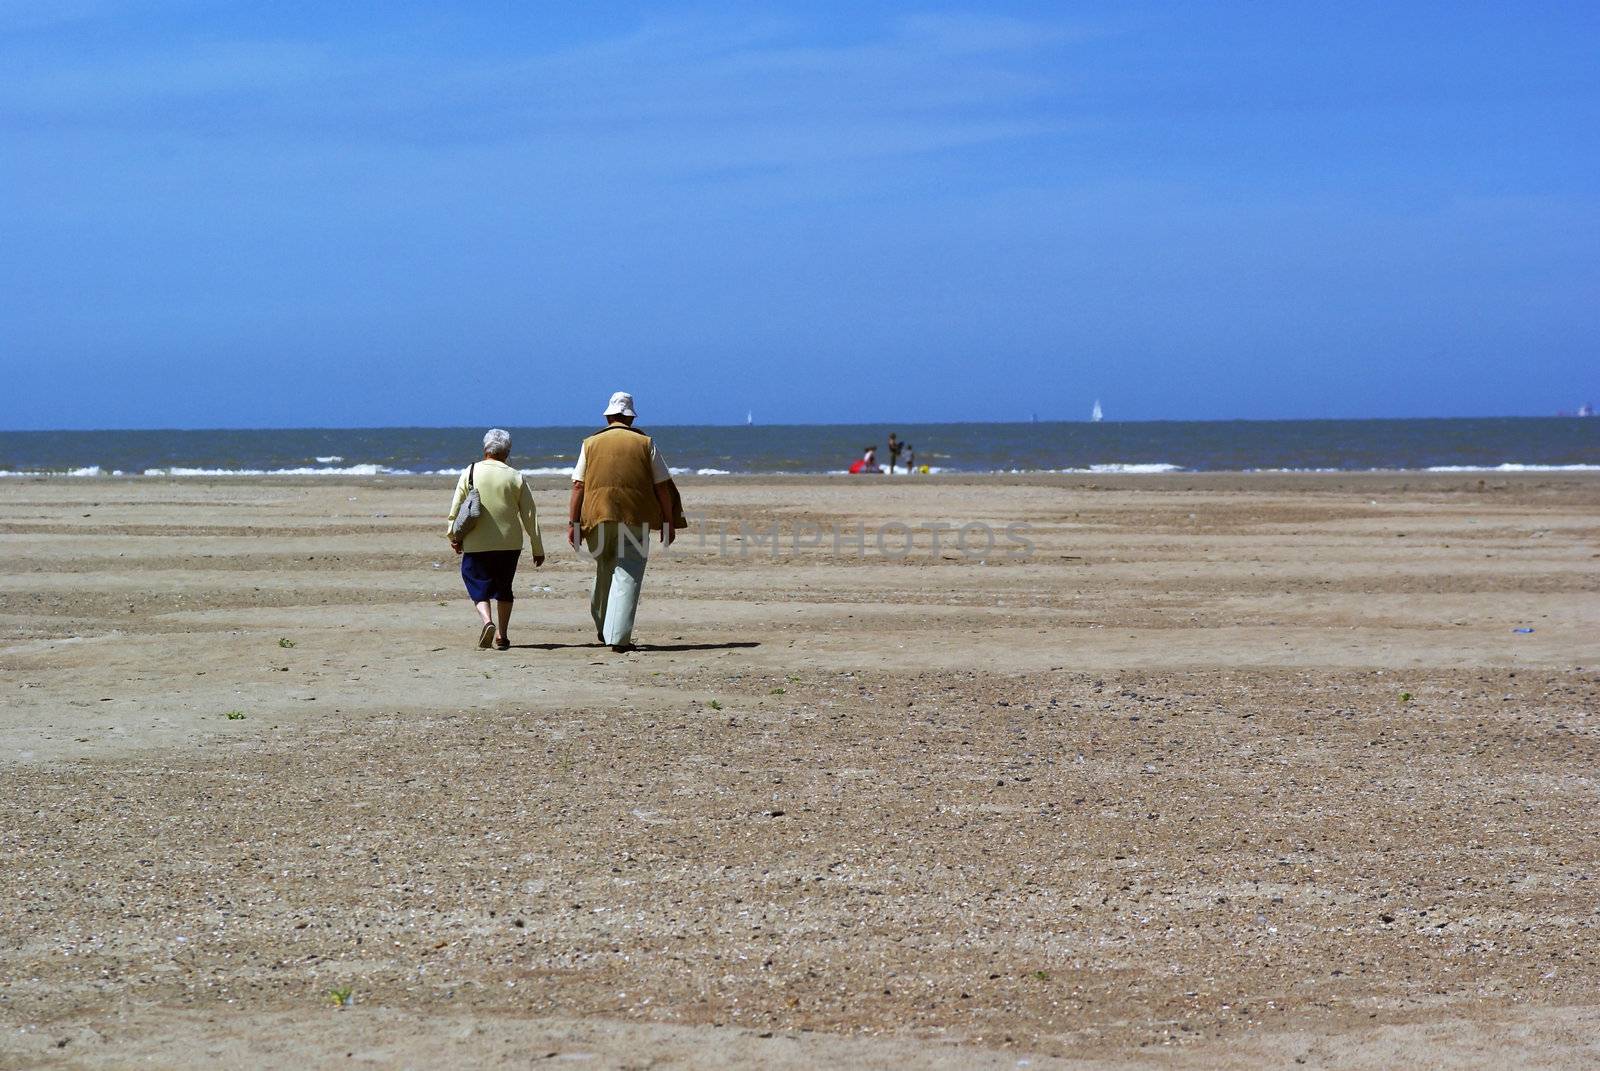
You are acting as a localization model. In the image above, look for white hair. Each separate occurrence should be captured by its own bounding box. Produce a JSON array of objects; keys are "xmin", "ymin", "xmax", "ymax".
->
[{"xmin": 482, "ymin": 428, "xmax": 512, "ymax": 459}]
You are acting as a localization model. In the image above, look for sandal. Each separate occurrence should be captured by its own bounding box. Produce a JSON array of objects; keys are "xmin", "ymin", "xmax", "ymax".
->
[
  {"xmin": 494, "ymin": 636, "xmax": 510, "ymax": 651},
  {"xmin": 477, "ymin": 622, "xmax": 495, "ymax": 649}
]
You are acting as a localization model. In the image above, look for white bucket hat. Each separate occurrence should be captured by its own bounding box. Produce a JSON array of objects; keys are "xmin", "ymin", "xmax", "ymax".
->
[{"xmin": 603, "ymin": 391, "xmax": 636, "ymax": 418}]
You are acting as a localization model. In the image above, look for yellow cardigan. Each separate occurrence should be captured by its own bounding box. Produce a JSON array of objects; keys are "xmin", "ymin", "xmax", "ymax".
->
[{"xmin": 445, "ymin": 458, "xmax": 545, "ymax": 555}]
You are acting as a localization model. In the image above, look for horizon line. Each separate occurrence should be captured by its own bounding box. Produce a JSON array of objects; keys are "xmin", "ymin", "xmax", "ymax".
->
[{"xmin": 2, "ymin": 414, "xmax": 1593, "ymax": 434}]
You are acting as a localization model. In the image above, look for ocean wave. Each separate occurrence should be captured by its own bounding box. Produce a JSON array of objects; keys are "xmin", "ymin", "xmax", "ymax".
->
[
  {"xmin": 2, "ymin": 459, "xmax": 1593, "ymax": 478},
  {"xmin": 422, "ymin": 466, "xmax": 578, "ymax": 478},
  {"xmin": 1018, "ymin": 463, "xmax": 1183, "ymax": 474},
  {"xmin": 315, "ymin": 455, "xmax": 344, "ymax": 464},
  {"xmin": 0, "ymin": 466, "xmax": 119, "ymax": 477},
  {"xmin": 143, "ymin": 464, "xmax": 397, "ymax": 476},
  {"xmin": 1424, "ymin": 463, "xmax": 1600, "ymax": 473},
  {"xmin": 1087, "ymin": 462, "xmax": 1181, "ymax": 474},
  {"xmin": 666, "ymin": 466, "xmax": 733, "ymax": 476}
]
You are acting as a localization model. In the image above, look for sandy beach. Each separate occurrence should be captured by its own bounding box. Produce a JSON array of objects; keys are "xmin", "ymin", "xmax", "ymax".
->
[{"xmin": 2, "ymin": 471, "xmax": 1597, "ymax": 1069}]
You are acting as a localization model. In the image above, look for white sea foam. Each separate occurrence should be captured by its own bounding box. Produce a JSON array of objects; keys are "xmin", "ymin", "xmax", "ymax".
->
[
  {"xmin": 1424, "ymin": 463, "xmax": 1600, "ymax": 473},
  {"xmin": 0, "ymin": 466, "xmax": 109, "ymax": 477},
  {"xmin": 1023, "ymin": 463, "xmax": 1183, "ymax": 474},
  {"xmin": 1088, "ymin": 463, "xmax": 1180, "ymax": 474},
  {"xmin": 143, "ymin": 464, "xmax": 393, "ymax": 476},
  {"xmin": 315, "ymin": 455, "xmax": 344, "ymax": 464},
  {"xmin": 421, "ymin": 466, "xmax": 577, "ymax": 478},
  {"xmin": 667, "ymin": 466, "xmax": 734, "ymax": 476},
  {"xmin": 2, "ymin": 459, "xmax": 1592, "ymax": 479}
]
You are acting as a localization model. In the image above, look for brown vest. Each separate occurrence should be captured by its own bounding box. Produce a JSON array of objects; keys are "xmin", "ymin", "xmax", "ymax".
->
[{"xmin": 579, "ymin": 425, "xmax": 664, "ymax": 530}]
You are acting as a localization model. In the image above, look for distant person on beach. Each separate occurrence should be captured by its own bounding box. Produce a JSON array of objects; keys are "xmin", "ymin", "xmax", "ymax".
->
[
  {"xmin": 887, "ymin": 433, "xmax": 902, "ymax": 473},
  {"xmin": 446, "ymin": 428, "xmax": 545, "ymax": 651},
  {"xmin": 901, "ymin": 442, "xmax": 915, "ymax": 472},
  {"xmin": 849, "ymin": 445, "xmax": 881, "ymax": 475},
  {"xmin": 568, "ymin": 392, "xmax": 684, "ymax": 652}
]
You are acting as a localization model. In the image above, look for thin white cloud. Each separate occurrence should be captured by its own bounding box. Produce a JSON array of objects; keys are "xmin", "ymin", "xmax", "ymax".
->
[
  {"xmin": 0, "ymin": 0, "xmax": 224, "ymax": 34},
  {"xmin": 893, "ymin": 11, "xmax": 1108, "ymax": 55},
  {"xmin": 1, "ymin": 8, "xmax": 1091, "ymax": 175},
  {"xmin": 7, "ymin": 38, "xmax": 338, "ymax": 105},
  {"xmin": 0, "ymin": 0, "xmax": 125, "ymax": 32}
]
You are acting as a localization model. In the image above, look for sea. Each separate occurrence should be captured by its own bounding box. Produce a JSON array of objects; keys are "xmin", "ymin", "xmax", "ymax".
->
[{"xmin": 0, "ymin": 418, "xmax": 1596, "ymax": 478}]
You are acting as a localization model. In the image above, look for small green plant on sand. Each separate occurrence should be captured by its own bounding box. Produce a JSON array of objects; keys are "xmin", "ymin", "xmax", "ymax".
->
[
  {"xmin": 278, "ymin": 638, "xmax": 296, "ymax": 649},
  {"xmin": 327, "ymin": 986, "xmax": 354, "ymax": 1007},
  {"xmin": 1398, "ymin": 692, "xmax": 1413, "ymax": 703},
  {"xmin": 1031, "ymin": 970, "xmax": 1051, "ymax": 982},
  {"xmin": 707, "ymin": 699, "xmax": 723, "ymax": 711},
  {"xmin": 786, "ymin": 674, "xmax": 801, "ymax": 683},
  {"xmin": 769, "ymin": 687, "xmax": 786, "ymax": 695},
  {"xmin": 224, "ymin": 710, "xmax": 246, "ymax": 720}
]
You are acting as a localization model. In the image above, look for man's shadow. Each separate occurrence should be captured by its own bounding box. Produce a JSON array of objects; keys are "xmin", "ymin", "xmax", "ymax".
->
[{"xmin": 514, "ymin": 641, "xmax": 760, "ymax": 652}]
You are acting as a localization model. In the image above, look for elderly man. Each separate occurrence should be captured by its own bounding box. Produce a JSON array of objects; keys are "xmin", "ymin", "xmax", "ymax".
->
[{"xmin": 567, "ymin": 392, "xmax": 680, "ymax": 652}]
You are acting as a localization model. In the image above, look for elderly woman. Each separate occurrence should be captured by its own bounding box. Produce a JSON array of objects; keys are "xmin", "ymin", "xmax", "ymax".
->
[{"xmin": 446, "ymin": 428, "xmax": 545, "ymax": 650}]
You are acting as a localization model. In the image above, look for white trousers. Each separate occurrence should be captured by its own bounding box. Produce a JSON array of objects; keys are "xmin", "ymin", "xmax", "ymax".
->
[{"xmin": 586, "ymin": 522, "xmax": 650, "ymax": 645}]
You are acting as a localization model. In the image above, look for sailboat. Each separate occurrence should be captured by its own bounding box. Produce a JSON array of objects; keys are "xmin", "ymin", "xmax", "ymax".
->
[
  {"xmin": 745, "ymin": 410, "xmax": 754, "ymax": 426},
  {"xmin": 1090, "ymin": 400, "xmax": 1104, "ymax": 423}
]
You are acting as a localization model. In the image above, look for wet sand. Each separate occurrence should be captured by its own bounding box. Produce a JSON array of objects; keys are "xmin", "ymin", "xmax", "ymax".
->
[{"xmin": 2, "ymin": 472, "xmax": 1597, "ymax": 1069}]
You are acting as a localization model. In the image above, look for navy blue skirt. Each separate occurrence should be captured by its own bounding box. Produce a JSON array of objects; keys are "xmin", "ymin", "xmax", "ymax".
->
[{"xmin": 461, "ymin": 549, "xmax": 520, "ymax": 602}]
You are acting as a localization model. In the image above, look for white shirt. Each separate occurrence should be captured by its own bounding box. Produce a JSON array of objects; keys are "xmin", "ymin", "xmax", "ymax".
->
[{"xmin": 571, "ymin": 439, "xmax": 671, "ymax": 484}]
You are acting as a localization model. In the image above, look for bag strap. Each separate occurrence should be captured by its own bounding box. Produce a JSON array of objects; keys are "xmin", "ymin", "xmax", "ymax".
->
[{"xmin": 468, "ymin": 463, "xmax": 475, "ymax": 487}]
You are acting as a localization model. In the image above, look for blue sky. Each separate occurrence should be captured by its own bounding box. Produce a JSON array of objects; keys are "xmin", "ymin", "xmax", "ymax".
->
[{"xmin": 2, "ymin": 1, "xmax": 1596, "ymax": 428}]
